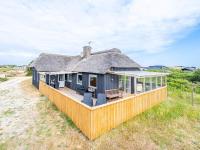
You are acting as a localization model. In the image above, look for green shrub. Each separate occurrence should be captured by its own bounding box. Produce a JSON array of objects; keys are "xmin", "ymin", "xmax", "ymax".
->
[
  {"xmin": 0, "ymin": 77, "xmax": 8, "ymax": 82},
  {"xmin": 26, "ymin": 68, "xmax": 32, "ymax": 76},
  {"xmin": 190, "ymin": 69, "xmax": 200, "ymax": 83}
]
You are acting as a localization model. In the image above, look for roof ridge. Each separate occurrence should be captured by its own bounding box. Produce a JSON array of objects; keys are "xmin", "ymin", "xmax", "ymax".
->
[
  {"xmin": 39, "ymin": 53, "xmax": 80, "ymax": 58},
  {"xmin": 91, "ymin": 48, "xmax": 121, "ymax": 55}
]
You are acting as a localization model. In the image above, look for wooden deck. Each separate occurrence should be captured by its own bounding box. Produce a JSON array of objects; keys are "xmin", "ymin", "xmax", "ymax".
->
[
  {"xmin": 59, "ymin": 87, "xmax": 84, "ymax": 101},
  {"xmin": 58, "ymin": 87, "xmax": 131, "ymax": 103},
  {"xmin": 39, "ymin": 81, "xmax": 167, "ymax": 140}
]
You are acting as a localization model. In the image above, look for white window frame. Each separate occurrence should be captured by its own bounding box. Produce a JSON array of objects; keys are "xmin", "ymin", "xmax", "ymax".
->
[
  {"xmin": 40, "ymin": 74, "xmax": 46, "ymax": 82},
  {"xmin": 89, "ymin": 74, "xmax": 97, "ymax": 89},
  {"xmin": 58, "ymin": 74, "xmax": 64, "ymax": 81},
  {"xmin": 67, "ymin": 74, "xmax": 72, "ymax": 82},
  {"xmin": 77, "ymin": 73, "xmax": 83, "ymax": 85}
]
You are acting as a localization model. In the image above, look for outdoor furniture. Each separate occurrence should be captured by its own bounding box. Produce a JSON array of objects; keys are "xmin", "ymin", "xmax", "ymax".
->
[
  {"xmin": 82, "ymin": 93, "xmax": 93, "ymax": 106},
  {"xmin": 96, "ymin": 93, "xmax": 107, "ymax": 106},
  {"xmin": 105, "ymin": 89, "xmax": 123, "ymax": 99},
  {"xmin": 76, "ymin": 86, "xmax": 86, "ymax": 95},
  {"xmin": 88, "ymin": 87, "xmax": 96, "ymax": 97}
]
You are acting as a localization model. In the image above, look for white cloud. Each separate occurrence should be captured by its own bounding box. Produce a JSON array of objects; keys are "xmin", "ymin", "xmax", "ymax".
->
[{"xmin": 0, "ymin": 0, "xmax": 200, "ymax": 64}]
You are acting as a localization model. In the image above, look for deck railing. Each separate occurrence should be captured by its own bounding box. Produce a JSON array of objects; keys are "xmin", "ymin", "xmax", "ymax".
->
[{"xmin": 39, "ymin": 81, "xmax": 167, "ymax": 140}]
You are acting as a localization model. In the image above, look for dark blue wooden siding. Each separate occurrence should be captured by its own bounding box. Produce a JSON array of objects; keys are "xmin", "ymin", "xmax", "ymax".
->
[
  {"xmin": 33, "ymin": 68, "xmax": 135, "ymax": 96},
  {"xmin": 32, "ymin": 67, "xmax": 40, "ymax": 89},
  {"xmin": 104, "ymin": 74, "xmax": 119, "ymax": 90},
  {"xmin": 46, "ymin": 74, "xmax": 50, "ymax": 85},
  {"xmin": 96, "ymin": 74, "xmax": 105, "ymax": 94},
  {"xmin": 131, "ymin": 77, "xmax": 135, "ymax": 94}
]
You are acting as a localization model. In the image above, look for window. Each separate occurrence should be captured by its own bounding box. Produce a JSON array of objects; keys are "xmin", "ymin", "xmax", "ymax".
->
[
  {"xmin": 89, "ymin": 74, "xmax": 97, "ymax": 88},
  {"xmin": 67, "ymin": 74, "xmax": 72, "ymax": 82},
  {"xmin": 136, "ymin": 78, "xmax": 144, "ymax": 93},
  {"xmin": 152, "ymin": 77, "xmax": 157, "ymax": 90},
  {"xmin": 65, "ymin": 74, "xmax": 68, "ymax": 81},
  {"xmin": 119, "ymin": 75, "xmax": 125, "ymax": 91},
  {"xmin": 145, "ymin": 77, "xmax": 151, "ymax": 91},
  {"xmin": 77, "ymin": 73, "xmax": 82, "ymax": 85},
  {"xmin": 40, "ymin": 74, "xmax": 46, "ymax": 82},
  {"xmin": 162, "ymin": 76, "xmax": 166, "ymax": 86},
  {"xmin": 157, "ymin": 77, "xmax": 162, "ymax": 88},
  {"xmin": 119, "ymin": 75, "xmax": 131, "ymax": 93},
  {"xmin": 59, "ymin": 74, "xmax": 64, "ymax": 81}
]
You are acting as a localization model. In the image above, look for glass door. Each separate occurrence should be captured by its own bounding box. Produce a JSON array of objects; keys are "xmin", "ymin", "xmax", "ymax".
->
[
  {"xmin": 58, "ymin": 74, "xmax": 65, "ymax": 88},
  {"xmin": 119, "ymin": 75, "xmax": 131, "ymax": 94}
]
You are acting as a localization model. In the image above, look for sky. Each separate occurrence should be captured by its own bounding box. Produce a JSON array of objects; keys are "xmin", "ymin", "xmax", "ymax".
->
[{"xmin": 0, "ymin": 0, "xmax": 200, "ymax": 67}]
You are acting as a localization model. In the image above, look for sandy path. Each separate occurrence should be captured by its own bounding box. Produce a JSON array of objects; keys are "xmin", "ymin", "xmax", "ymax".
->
[{"xmin": 0, "ymin": 77, "xmax": 40, "ymax": 141}]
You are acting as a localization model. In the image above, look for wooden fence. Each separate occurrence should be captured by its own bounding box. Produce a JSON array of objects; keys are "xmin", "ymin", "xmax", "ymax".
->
[{"xmin": 39, "ymin": 81, "xmax": 167, "ymax": 140}]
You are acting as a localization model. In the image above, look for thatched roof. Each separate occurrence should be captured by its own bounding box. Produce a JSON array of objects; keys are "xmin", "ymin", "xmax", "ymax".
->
[{"xmin": 32, "ymin": 48, "xmax": 141, "ymax": 74}]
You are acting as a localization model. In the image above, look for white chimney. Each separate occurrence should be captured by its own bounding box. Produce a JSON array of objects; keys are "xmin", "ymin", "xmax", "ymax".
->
[{"xmin": 82, "ymin": 46, "xmax": 91, "ymax": 58}]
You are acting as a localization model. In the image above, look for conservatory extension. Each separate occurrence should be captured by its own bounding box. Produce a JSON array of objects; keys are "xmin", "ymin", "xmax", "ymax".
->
[{"xmin": 110, "ymin": 71, "xmax": 168, "ymax": 96}]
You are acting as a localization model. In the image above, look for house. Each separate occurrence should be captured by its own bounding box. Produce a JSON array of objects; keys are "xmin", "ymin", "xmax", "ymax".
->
[
  {"xmin": 147, "ymin": 65, "xmax": 168, "ymax": 70},
  {"xmin": 173, "ymin": 66, "xmax": 185, "ymax": 70},
  {"xmin": 181, "ymin": 67, "xmax": 196, "ymax": 72},
  {"xmin": 14, "ymin": 65, "xmax": 27, "ymax": 71},
  {"xmin": 32, "ymin": 46, "xmax": 168, "ymax": 100},
  {"xmin": 33, "ymin": 46, "xmax": 168, "ymax": 139}
]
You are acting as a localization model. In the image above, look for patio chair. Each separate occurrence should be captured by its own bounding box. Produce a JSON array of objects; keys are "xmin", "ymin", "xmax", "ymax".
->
[
  {"xmin": 82, "ymin": 93, "xmax": 93, "ymax": 106},
  {"xmin": 76, "ymin": 85, "xmax": 86, "ymax": 95},
  {"xmin": 96, "ymin": 93, "xmax": 107, "ymax": 106}
]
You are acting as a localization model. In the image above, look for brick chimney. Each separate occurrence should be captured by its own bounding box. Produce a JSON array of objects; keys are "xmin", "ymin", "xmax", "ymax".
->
[{"xmin": 82, "ymin": 46, "xmax": 91, "ymax": 58}]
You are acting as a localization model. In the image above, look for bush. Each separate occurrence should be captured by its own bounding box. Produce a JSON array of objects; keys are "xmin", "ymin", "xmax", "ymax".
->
[
  {"xmin": 0, "ymin": 77, "xmax": 8, "ymax": 82},
  {"xmin": 190, "ymin": 69, "xmax": 200, "ymax": 83},
  {"xmin": 26, "ymin": 68, "xmax": 32, "ymax": 76},
  {"xmin": 167, "ymin": 69, "xmax": 200, "ymax": 94}
]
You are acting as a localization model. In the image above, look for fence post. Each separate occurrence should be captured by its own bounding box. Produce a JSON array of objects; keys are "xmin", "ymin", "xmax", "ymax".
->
[{"xmin": 191, "ymin": 83, "xmax": 194, "ymax": 106}]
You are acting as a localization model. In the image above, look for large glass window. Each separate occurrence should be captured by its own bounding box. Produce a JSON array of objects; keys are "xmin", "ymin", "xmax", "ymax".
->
[
  {"xmin": 145, "ymin": 77, "xmax": 151, "ymax": 91},
  {"xmin": 162, "ymin": 76, "xmax": 166, "ymax": 86},
  {"xmin": 136, "ymin": 78, "xmax": 144, "ymax": 93},
  {"xmin": 40, "ymin": 74, "xmax": 45, "ymax": 82},
  {"xmin": 119, "ymin": 75, "xmax": 131, "ymax": 93},
  {"xmin": 65, "ymin": 74, "xmax": 68, "ymax": 81},
  {"xmin": 67, "ymin": 74, "xmax": 72, "ymax": 82},
  {"xmin": 89, "ymin": 75, "xmax": 97, "ymax": 88},
  {"xmin": 152, "ymin": 77, "xmax": 157, "ymax": 90},
  {"xmin": 119, "ymin": 75, "xmax": 125, "ymax": 91},
  {"xmin": 157, "ymin": 77, "xmax": 162, "ymax": 88},
  {"xmin": 59, "ymin": 74, "xmax": 64, "ymax": 81},
  {"xmin": 77, "ymin": 73, "xmax": 82, "ymax": 85}
]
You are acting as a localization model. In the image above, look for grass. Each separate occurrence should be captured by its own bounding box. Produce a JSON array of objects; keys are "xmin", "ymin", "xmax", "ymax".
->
[
  {"xmin": 0, "ymin": 67, "xmax": 12, "ymax": 72},
  {"xmin": 25, "ymin": 68, "xmax": 32, "ymax": 76},
  {"xmin": 35, "ymin": 89, "xmax": 200, "ymax": 149},
  {"xmin": 0, "ymin": 143, "xmax": 7, "ymax": 150},
  {"xmin": 36, "ymin": 96, "xmax": 77, "ymax": 135},
  {"xmin": 3, "ymin": 109, "xmax": 15, "ymax": 117},
  {"xmin": 1, "ymin": 78, "xmax": 200, "ymax": 149},
  {"xmin": 92, "ymin": 89, "xmax": 200, "ymax": 149},
  {"xmin": 34, "ymin": 89, "xmax": 200, "ymax": 149}
]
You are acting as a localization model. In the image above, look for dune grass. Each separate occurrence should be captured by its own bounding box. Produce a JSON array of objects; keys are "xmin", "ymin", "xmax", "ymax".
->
[
  {"xmin": 37, "ymin": 89, "xmax": 200, "ymax": 149},
  {"xmin": 1, "ymin": 81, "xmax": 199, "ymax": 149},
  {"xmin": 92, "ymin": 89, "xmax": 200, "ymax": 149}
]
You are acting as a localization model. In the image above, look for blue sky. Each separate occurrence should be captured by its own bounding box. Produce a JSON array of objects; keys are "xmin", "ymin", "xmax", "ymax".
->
[
  {"xmin": 133, "ymin": 26, "xmax": 200, "ymax": 67},
  {"xmin": 0, "ymin": 0, "xmax": 200, "ymax": 67}
]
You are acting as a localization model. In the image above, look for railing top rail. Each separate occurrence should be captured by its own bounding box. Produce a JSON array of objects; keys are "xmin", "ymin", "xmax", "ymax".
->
[{"xmin": 40, "ymin": 81, "xmax": 167, "ymax": 111}]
